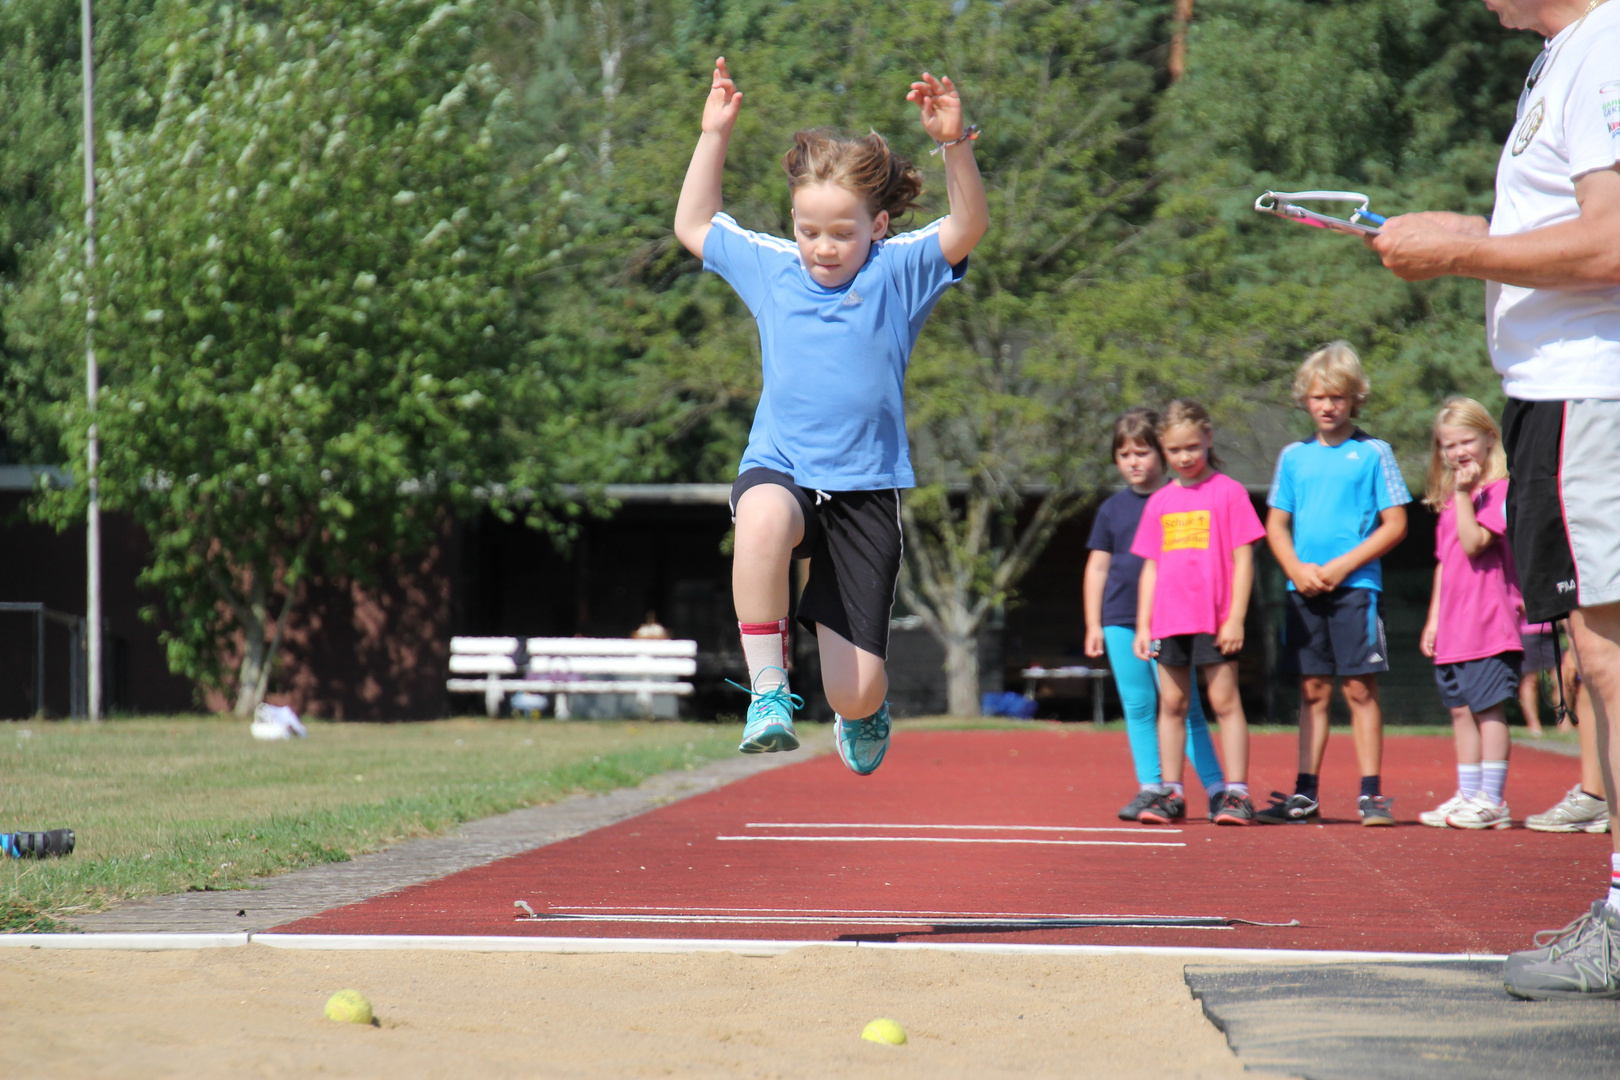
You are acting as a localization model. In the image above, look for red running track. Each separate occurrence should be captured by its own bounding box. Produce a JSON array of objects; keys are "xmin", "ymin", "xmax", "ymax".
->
[{"xmin": 272, "ymin": 730, "xmax": 1610, "ymax": 953}]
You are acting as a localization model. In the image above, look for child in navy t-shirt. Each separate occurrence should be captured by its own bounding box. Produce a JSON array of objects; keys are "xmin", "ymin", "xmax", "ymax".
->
[{"xmin": 1084, "ymin": 408, "xmax": 1225, "ymax": 821}]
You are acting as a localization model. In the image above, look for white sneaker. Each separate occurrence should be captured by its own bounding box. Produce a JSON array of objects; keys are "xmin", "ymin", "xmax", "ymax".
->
[
  {"xmin": 1446, "ymin": 794, "xmax": 1512, "ymax": 830},
  {"xmin": 1526, "ymin": 785, "xmax": 1610, "ymax": 834},
  {"xmin": 1419, "ymin": 791, "xmax": 1472, "ymax": 828}
]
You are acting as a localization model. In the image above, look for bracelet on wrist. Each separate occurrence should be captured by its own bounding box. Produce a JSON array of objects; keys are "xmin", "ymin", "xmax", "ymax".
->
[{"xmin": 929, "ymin": 124, "xmax": 979, "ymax": 155}]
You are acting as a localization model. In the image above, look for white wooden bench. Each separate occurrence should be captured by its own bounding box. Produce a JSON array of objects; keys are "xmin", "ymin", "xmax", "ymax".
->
[{"xmin": 447, "ymin": 637, "xmax": 697, "ymax": 719}]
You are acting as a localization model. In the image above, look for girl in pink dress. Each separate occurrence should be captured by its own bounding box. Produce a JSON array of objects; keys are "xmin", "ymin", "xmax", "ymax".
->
[
  {"xmin": 1419, "ymin": 398, "xmax": 1524, "ymax": 830},
  {"xmin": 1131, "ymin": 401, "xmax": 1267, "ymax": 826}
]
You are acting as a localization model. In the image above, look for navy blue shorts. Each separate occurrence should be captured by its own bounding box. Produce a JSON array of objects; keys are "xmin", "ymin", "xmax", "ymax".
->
[
  {"xmin": 1280, "ymin": 587, "xmax": 1389, "ymax": 677},
  {"xmin": 1519, "ymin": 631, "xmax": 1557, "ymax": 675},
  {"xmin": 1435, "ymin": 652, "xmax": 1523, "ymax": 713}
]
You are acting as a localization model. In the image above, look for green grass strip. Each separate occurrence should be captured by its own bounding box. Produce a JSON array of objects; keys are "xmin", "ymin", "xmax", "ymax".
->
[{"xmin": 0, "ymin": 716, "xmax": 741, "ymax": 929}]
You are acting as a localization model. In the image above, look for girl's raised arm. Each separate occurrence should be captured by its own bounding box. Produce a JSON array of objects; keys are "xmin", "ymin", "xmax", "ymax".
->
[
  {"xmin": 907, "ymin": 73, "xmax": 988, "ymax": 266},
  {"xmin": 674, "ymin": 58, "xmax": 744, "ymax": 258}
]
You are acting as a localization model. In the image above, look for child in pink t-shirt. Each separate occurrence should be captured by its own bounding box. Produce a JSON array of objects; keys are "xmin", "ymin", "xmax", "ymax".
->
[
  {"xmin": 1131, "ymin": 400, "xmax": 1267, "ymax": 826},
  {"xmin": 1418, "ymin": 398, "xmax": 1524, "ymax": 831}
]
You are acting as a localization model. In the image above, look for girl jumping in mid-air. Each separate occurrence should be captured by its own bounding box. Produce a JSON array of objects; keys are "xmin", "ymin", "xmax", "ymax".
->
[
  {"xmin": 1419, "ymin": 397, "xmax": 1524, "ymax": 830},
  {"xmin": 1131, "ymin": 401, "xmax": 1266, "ymax": 825},
  {"xmin": 1084, "ymin": 408, "xmax": 1227, "ymax": 821},
  {"xmin": 673, "ymin": 58, "xmax": 989, "ymax": 773}
]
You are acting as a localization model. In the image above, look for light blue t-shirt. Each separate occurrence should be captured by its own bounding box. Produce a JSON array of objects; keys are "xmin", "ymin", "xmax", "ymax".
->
[
  {"xmin": 703, "ymin": 212, "xmax": 967, "ymax": 490},
  {"xmin": 1267, "ymin": 430, "xmax": 1412, "ymax": 592}
]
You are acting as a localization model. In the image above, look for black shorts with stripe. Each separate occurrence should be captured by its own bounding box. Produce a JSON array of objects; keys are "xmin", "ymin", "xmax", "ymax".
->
[
  {"xmin": 1501, "ymin": 399, "xmax": 1620, "ymax": 622},
  {"xmin": 729, "ymin": 468, "xmax": 903, "ymax": 660}
]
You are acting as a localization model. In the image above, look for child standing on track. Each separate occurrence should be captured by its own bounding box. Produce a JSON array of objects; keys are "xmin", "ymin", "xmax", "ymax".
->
[
  {"xmin": 1085, "ymin": 408, "xmax": 1227, "ymax": 821},
  {"xmin": 1516, "ymin": 619, "xmax": 1553, "ymax": 737},
  {"xmin": 1260, "ymin": 343, "xmax": 1410, "ymax": 827},
  {"xmin": 1418, "ymin": 398, "xmax": 1524, "ymax": 830},
  {"xmin": 1131, "ymin": 401, "xmax": 1266, "ymax": 826},
  {"xmin": 673, "ymin": 58, "xmax": 989, "ymax": 774}
]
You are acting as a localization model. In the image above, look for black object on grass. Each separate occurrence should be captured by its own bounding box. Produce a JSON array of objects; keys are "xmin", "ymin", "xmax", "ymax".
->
[{"xmin": 1, "ymin": 829, "xmax": 75, "ymax": 858}]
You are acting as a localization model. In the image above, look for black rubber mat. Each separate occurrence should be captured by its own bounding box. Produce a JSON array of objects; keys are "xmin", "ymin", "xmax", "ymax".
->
[{"xmin": 1185, "ymin": 961, "xmax": 1620, "ymax": 1080}]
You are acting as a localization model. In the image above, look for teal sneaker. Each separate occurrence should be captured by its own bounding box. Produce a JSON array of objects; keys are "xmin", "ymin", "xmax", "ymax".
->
[
  {"xmin": 733, "ymin": 668, "xmax": 802, "ymax": 754},
  {"xmin": 834, "ymin": 702, "xmax": 891, "ymax": 776}
]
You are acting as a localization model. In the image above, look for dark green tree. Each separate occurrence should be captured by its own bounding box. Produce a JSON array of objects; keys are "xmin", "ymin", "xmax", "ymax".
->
[{"xmin": 10, "ymin": 0, "xmax": 573, "ymax": 713}]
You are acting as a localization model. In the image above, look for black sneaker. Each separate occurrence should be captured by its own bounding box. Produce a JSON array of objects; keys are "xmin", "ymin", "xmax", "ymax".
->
[
  {"xmin": 1358, "ymin": 794, "xmax": 1395, "ymax": 826},
  {"xmin": 1118, "ymin": 788, "xmax": 1160, "ymax": 822},
  {"xmin": 1137, "ymin": 792, "xmax": 1185, "ymax": 825},
  {"xmin": 1212, "ymin": 790, "xmax": 1256, "ymax": 826},
  {"xmin": 1504, "ymin": 901, "xmax": 1620, "ymax": 1000},
  {"xmin": 1255, "ymin": 792, "xmax": 1319, "ymax": 825}
]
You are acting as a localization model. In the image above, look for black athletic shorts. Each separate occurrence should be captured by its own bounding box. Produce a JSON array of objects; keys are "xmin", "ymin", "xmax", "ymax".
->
[
  {"xmin": 1502, "ymin": 399, "xmax": 1620, "ymax": 622},
  {"xmin": 729, "ymin": 468, "xmax": 903, "ymax": 660},
  {"xmin": 1153, "ymin": 633, "xmax": 1228, "ymax": 668}
]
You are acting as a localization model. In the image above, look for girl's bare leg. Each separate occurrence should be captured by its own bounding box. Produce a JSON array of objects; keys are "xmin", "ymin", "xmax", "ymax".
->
[
  {"xmin": 1157, "ymin": 665, "xmax": 1193, "ymax": 784},
  {"xmin": 1478, "ymin": 703, "xmax": 1511, "ymax": 762},
  {"xmin": 1202, "ymin": 661, "xmax": 1248, "ymax": 782},
  {"xmin": 1519, "ymin": 672, "xmax": 1546, "ymax": 735},
  {"xmin": 1451, "ymin": 704, "xmax": 1482, "ymax": 764},
  {"xmin": 731, "ymin": 486, "xmax": 804, "ymax": 623},
  {"xmin": 815, "ymin": 625, "xmax": 889, "ymax": 719}
]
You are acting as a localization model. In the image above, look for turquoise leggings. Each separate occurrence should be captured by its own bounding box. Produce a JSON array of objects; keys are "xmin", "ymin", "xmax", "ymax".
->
[{"xmin": 1102, "ymin": 625, "xmax": 1225, "ymax": 793}]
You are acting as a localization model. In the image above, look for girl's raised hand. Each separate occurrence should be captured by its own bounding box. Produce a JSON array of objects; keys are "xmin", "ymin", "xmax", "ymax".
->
[
  {"xmin": 1453, "ymin": 458, "xmax": 1482, "ymax": 493},
  {"xmin": 906, "ymin": 72, "xmax": 964, "ymax": 144},
  {"xmin": 702, "ymin": 57, "xmax": 743, "ymax": 137}
]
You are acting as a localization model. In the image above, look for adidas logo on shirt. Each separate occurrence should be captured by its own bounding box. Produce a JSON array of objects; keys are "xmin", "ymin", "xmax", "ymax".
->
[
  {"xmin": 842, "ymin": 290, "xmax": 864, "ymax": 307},
  {"xmin": 1346, "ymin": 450, "xmax": 1360, "ymax": 460}
]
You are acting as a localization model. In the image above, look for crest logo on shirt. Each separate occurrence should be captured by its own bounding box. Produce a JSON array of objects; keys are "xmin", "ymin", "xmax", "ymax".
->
[
  {"xmin": 1161, "ymin": 511, "xmax": 1211, "ymax": 552},
  {"xmin": 841, "ymin": 289, "xmax": 864, "ymax": 307},
  {"xmin": 1512, "ymin": 98, "xmax": 1544, "ymax": 156},
  {"xmin": 1602, "ymin": 81, "xmax": 1620, "ymax": 140}
]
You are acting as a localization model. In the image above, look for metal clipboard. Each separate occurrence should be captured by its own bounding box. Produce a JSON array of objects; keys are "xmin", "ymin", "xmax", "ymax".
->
[{"xmin": 1253, "ymin": 190, "xmax": 1386, "ymax": 236}]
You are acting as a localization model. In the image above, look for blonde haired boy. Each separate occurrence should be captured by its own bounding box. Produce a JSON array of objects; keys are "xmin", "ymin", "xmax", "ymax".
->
[{"xmin": 1261, "ymin": 342, "xmax": 1411, "ymax": 826}]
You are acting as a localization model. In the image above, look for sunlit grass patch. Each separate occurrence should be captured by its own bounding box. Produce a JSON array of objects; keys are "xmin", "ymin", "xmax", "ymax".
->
[{"xmin": 0, "ymin": 716, "xmax": 740, "ymax": 929}]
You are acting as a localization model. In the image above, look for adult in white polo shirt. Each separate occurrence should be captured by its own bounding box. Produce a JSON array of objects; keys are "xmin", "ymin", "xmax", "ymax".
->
[{"xmin": 1369, "ymin": 0, "xmax": 1620, "ymax": 1000}]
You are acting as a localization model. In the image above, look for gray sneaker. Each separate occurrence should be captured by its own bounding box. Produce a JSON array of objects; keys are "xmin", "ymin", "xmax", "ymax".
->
[
  {"xmin": 1526, "ymin": 786, "xmax": 1610, "ymax": 834},
  {"xmin": 1504, "ymin": 901, "xmax": 1620, "ymax": 1000},
  {"xmin": 1118, "ymin": 788, "xmax": 1161, "ymax": 822}
]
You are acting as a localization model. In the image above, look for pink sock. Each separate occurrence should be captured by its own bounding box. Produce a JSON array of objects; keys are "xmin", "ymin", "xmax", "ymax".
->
[{"xmin": 739, "ymin": 619, "xmax": 789, "ymax": 693}]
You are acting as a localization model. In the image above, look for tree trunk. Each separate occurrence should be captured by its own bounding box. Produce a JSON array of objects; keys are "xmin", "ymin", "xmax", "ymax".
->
[
  {"xmin": 1169, "ymin": 0, "xmax": 1195, "ymax": 82},
  {"xmin": 233, "ymin": 604, "xmax": 269, "ymax": 717},
  {"xmin": 943, "ymin": 630, "xmax": 980, "ymax": 718}
]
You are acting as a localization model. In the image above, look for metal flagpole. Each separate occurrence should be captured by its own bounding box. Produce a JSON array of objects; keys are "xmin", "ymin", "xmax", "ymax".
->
[{"xmin": 82, "ymin": 0, "xmax": 102, "ymax": 721}]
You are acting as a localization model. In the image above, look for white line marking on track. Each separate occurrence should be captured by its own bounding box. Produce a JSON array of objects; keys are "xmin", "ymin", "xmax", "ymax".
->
[
  {"xmin": 244, "ymin": 934, "xmax": 1513, "ymax": 963},
  {"xmin": 717, "ymin": 835, "xmax": 1184, "ymax": 848},
  {"xmin": 0, "ymin": 933, "xmax": 1508, "ymax": 964},
  {"xmin": 743, "ymin": 822, "xmax": 1179, "ymax": 834}
]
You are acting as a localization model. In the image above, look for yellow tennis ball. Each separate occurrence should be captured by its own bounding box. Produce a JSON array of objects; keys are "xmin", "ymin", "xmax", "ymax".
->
[
  {"xmin": 324, "ymin": 989, "xmax": 374, "ymax": 1025},
  {"xmin": 861, "ymin": 1018, "xmax": 906, "ymax": 1045}
]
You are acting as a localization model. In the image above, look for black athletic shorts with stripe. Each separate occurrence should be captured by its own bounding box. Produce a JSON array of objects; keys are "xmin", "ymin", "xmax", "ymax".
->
[{"xmin": 729, "ymin": 468, "xmax": 903, "ymax": 660}]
